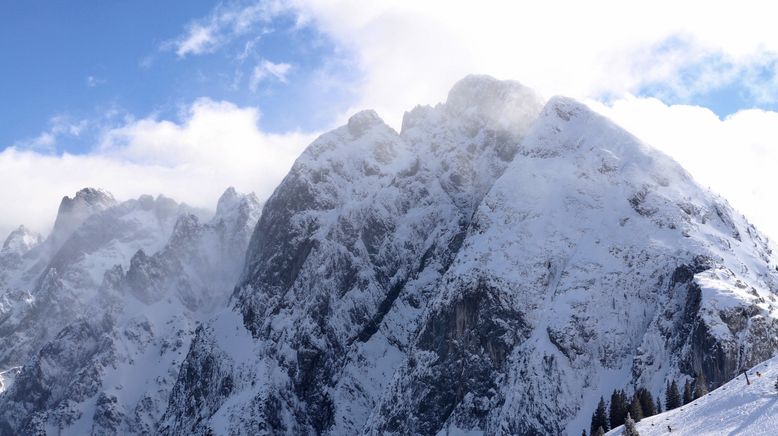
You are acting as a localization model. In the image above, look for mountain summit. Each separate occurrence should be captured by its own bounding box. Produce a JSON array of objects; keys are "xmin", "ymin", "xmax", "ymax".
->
[{"xmin": 2, "ymin": 76, "xmax": 777, "ymax": 435}]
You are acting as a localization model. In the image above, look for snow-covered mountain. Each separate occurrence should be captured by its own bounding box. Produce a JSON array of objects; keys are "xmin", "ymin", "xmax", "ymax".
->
[
  {"xmin": 160, "ymin": 76, "xmax": 778, "ymax": 435},
  {"xmin": 0, "ymin": 187, "xmax": 261, "ymax": 434},
  {"xmin": 2, "ymin": 75, "xmax": 778, "ymax": 435},
  {"xmin": 606, "ymin": 356, "xmax": 778, "ymax": 435}
]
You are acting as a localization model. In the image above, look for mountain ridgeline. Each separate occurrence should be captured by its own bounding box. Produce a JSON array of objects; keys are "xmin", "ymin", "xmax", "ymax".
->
[{"xmin": 2, "ymin": 75, "xmax": 778, "ymax": 435}]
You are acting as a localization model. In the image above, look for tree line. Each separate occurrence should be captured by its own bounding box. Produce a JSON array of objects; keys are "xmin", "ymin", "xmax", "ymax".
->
[{"xmin": 585, "ymin": 373, "xmax": 708, "ymax": 436}]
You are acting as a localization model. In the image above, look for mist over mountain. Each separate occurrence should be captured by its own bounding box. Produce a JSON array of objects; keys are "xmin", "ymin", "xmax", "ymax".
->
[{"xmin": 1, "ymin": 75, "xmax": 777, "ymax": 435}]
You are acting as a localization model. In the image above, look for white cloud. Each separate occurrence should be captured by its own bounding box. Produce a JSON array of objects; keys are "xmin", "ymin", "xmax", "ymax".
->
[
  {"xmin": 0, "ymin": 100, "xmax": 315, "ymax": 239},
  {"xmin": 13, "ymin": 116, "xmax": 89, "ymax": 152},
  {"xmin": 174, "ymin": 24, "xmax": 219, "ymax": 57},
  {"xmin": 249, "ymin": 60, "xmax": 292, "ymax": 91},
  {"xmin": 86, "ymin": 75, "xmax": 106, "ymax": 88},
  {"xmin": 280, "ymin": 0, "xmax": 778, "ymax": 127},
  {"xmin": 168, "ymin": 1, "xmax": 283, "ymax": 58}
]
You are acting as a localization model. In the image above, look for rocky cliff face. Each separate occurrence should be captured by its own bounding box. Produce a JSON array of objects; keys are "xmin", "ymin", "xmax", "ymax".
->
[{"xmin": 159, "ymin": 76, "xmax": 778, "ymax": 435}]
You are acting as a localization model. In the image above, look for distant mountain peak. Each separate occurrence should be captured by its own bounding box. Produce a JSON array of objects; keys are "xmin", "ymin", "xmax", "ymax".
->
[
  {"xmin": 444, "ymin": 74, "xmax": 544, "ymax": 134},
  {"xmin": 48, "ymin": 187, "xmax": 117, "ymax": 250},
  {"xmin": 1, "ymin": 225, "xmax": 43, "ymax": 256},
  {"xmin": 347, "ymin": 109, "xmax": 386, "ymax": 137}
]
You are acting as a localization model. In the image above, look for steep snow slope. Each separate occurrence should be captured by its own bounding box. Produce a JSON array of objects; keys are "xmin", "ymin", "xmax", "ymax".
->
[
  {"xmin": 606, "ymin": 356, "xmax": 778, "ymax": 435},
  {"xmin": 162, "ymin": 76, "xmax": 778, "ymax": 436},
  {"xmin": 0, "ymin": 188, "xmax": 262, "ymax": 434}
]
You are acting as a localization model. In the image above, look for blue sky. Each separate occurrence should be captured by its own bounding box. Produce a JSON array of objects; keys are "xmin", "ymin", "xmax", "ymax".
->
[
  {"xmin": 0, "ymin": 0, "xmax": 356, "ymax": 153},
  {"xmin": 1, "ymin": 1, "xmax": 778, "ymax": 241}
]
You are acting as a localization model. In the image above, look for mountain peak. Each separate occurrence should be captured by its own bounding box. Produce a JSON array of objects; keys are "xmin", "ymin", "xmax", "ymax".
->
[
  {"xmin": 49, "ymin": 187, "xmax": 117, "ymax": 249},
  {"xmin": 213, "ymin": 187, "xmax": 262, "ymax": 230},
  {"xmin": 443, "ymin": 74, "xmax": 544, "ymax": 136},
  {"xmin": 1, "ymin": 225, "xmax": 43, "ymax": 256},
  {"xmin": 347, "ymin": 109, "xmax": 386, "ymax": 138},
  {"xmin": 72, "ymin": 187, "xmax": 114, "ymax": 204},
  {"xmin": 216, "ymin": 187, "xmax": 240, "ymax": 213}
]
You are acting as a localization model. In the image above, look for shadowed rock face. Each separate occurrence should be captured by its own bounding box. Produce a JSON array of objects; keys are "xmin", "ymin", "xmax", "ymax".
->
[{"xmin": 375, "ymin": 281, "xmax": 532, "ymax": 435}]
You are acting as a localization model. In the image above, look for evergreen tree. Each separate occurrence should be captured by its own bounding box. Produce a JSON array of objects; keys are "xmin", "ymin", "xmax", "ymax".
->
[
  {"xmin": 682, "ymin": 380, "xmax": 693, "ymax": 405},
  {"xmin": 694, "ymin": 373, "xmax": 709, "ymax": 399},
  {"xmin": 593, "ymin": 427, "xmax": 605, "ymax": 436},
  {"xmin": 775, "ymin": 376, "xmax": 778, "ymax": 392},
  {"xmin": 629, "ymin": 393, "xmax": 644, "ymax": 421},
  {"xmin": 623, "ymin": 413, "xmax": 640, "ymax": 436},
  {"xmin": 637, "ymin": 388, "xmax": 656, "ymax": 417},
  {"xmin": 655, "ymin": 394, "xmax": 663, "ymax": 414},
  {"xmin": 609, "ymin": 389, "xmax": 628, "ymax": 428},
  {"xmin": 665, "ymin": 380, "xmax": 681, "ymax": 410},
  {"xmin": 582, "ymin": 430, "xmax": 587, "ymax": 436},
  {"xmin": 591, "ymin": 397, "xmax": 609, "ymax": 435}
]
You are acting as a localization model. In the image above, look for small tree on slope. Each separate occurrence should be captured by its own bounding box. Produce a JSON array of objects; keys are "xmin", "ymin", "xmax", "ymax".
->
[
  {"xmin": 629, "ymin": 394, "xmax": 644, "ymax": 421},
  {"xmin": 609, "ymin": 389, "xmax": 628, "ymax": 428},
  {"xmin": 666, "ymin": 380, "xmax": 681, "ymax": 410},
  {"xmin": 623, "ymin": 413, "xmax": 640, "ymax": 436},
  {"xmin": 591, "ymin": 397, "xmax": 609, "ymax": 434},
  {"xmin": 683, "ymin": 380, "xmax": 694, "ymax": 405},
  {"xmin": 637, "ymin": 388, "xmax": 656, "ymax": 417}
]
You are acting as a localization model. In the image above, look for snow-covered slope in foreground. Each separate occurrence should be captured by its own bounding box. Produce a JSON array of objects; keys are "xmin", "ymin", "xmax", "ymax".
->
[{"xmin": 607, "ymin": 356, "xmax": 778, "ymax": 435}]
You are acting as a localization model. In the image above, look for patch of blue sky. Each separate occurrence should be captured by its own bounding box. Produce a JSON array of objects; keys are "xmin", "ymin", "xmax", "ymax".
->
[
  {"xmin": 0, "ymin": 1, "xmax": 360, "ymax": 154},
  {"xmin": 636, "ymin": 47, "xmax": 778, "ymax": 118}
]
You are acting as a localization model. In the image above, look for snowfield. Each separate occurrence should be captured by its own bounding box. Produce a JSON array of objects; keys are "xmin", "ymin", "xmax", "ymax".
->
[{"xmin": 607, "ymin": 355, "xmax": 778, "ymax": 435}]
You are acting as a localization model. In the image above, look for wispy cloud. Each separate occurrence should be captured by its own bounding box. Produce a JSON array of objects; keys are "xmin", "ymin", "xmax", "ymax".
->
[
  {"xmin": 166, "ymin": 1, "xmax": 284, "ymax": 58},
  {"xmin": 86, "ymin": 75, "xmax": 106, "ymax": 88},
  {"xmin": 249, "ymin": 60, "xmax": 292, "ymax": 91},
  {"xmin": 174, "ymin": 23, "xmax": 219, "ymax": 57},
  {"xmin": 14, "ymin": 115, "xmax": 89, "ymax": 152}
]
